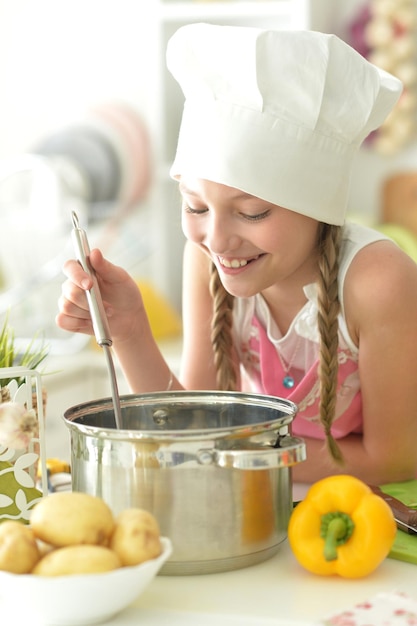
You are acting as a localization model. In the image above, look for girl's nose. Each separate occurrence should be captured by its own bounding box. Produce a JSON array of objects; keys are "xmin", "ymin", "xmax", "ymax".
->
[{"xmin": 203, "ymin": 214, "xmax": 242, "ymax": 254}]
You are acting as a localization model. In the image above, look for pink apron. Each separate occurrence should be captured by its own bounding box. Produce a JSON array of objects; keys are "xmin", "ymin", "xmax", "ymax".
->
[{"xmin": 243, "ymin": 317, "xmax": 363, "ymax": 440}]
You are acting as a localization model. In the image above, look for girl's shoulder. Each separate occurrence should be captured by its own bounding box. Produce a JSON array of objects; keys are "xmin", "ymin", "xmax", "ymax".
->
[
  {"xmin": 340, "ymin": 221, "xmax": 417, "ymax": 303},
  {"xmin": 342, "ymin": 221, "xmax": 417, "ymax": 282},
  {"xmin": 340, "ymin": 222, "xmax": 391, "ymax": 270},
  {"xmin": 343, "ymin": 222, "xmax": 417, "ymax": 339}
]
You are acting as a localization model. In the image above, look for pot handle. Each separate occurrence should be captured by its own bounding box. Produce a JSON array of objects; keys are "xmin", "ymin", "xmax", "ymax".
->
[{"xmin": 196, "ymin": 435, "xmax": 306, "ymax": 470}]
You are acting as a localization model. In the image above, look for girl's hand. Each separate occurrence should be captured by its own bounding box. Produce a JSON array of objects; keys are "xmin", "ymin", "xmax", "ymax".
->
[{"xmin": 56, "ymin": 248, "xmax": 145, "ymax": 345}]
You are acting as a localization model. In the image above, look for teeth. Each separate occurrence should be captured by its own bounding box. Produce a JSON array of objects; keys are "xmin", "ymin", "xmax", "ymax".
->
[{"xmin": 220, "ymin": 258, "xmax": 248, "ymax": 268}]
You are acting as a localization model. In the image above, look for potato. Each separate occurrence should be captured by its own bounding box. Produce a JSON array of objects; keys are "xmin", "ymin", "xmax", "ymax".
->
[
  {"xmin": 32, "ymin": 544, "xmax": 121, "ymax": 576},
  {"xmin": 109, "ymin": 508, "xmax": 161, "ymax": 566},
  {"xmin": 0, "ymin": 521, "xmax": 40, "ymax": 573},
  {"xmin": 30, "ymin": 492, "xmax": 114, "ymax": 547}
]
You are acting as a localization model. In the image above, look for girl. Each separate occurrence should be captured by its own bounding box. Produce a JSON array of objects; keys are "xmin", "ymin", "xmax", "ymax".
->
[{"xmin": 57, "ymin": 24, "xmax": 417, "ymax": 485}]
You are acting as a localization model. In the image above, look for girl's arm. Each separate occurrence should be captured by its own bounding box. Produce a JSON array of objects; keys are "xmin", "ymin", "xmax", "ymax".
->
[{"xmin": 294, "ymin": 240, "xmax": 417, "ymax": 485}]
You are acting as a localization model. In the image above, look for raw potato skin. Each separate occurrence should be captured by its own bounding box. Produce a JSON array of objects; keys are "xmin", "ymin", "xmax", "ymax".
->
[
  {"xmin": 30, "ymin": 492, "xmax": 115, "ymax": 547},
  {"xmin": 110, "ymin": 508, "xmax": 162, "ymax": 566},
  {"xmin": 32, "ymin": 544, "xmax": 121, "ymax": 576},
  {"xmin": 0, "ymin": 521, "xmax": 40, "ymax": 574}
]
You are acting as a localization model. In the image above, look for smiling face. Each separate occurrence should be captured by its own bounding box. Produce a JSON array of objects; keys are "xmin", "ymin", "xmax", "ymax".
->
[{"xmin": 180, "ymin": 177, "xmax": 321, "ymax": 299}]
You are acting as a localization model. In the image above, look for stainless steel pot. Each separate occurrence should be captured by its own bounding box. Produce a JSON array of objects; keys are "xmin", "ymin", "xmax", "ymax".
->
[{"xmin": 63, "ymin": 391, "xmax": 305, "ymax": 575}]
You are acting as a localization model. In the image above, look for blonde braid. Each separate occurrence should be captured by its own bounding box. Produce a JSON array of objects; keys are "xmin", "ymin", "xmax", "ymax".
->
[
  {"xmin": 209, "ymin": 262, "xmax": 238, "ymax": 391},
  {"xmin": 316, "ymin": 223, "xmax": 344, "ymax": 463}
]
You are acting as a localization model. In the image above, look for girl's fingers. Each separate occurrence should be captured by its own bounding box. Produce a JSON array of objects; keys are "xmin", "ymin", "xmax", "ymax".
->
[
  {"xmin": 62, "ymin": 259, "xmax": 94, "ymax": 290},
  {"xmin": 56, "ymin": 291, "xmax": 95, "ymax": 334},
  {"xmin": 60, "ymin": 280, "xmax": 91, "ymax": 313},
  {"xmin": 57, "ymin": 291, "xmax": 90, "ymax": 319},
  {"xmin": 55, "ymin": 312, "xmax": 94, "ymax": 335}
]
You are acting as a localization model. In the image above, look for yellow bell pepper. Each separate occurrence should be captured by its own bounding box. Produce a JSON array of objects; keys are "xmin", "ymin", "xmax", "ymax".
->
[{"xmin": 288, "ymin": 474, "xmax": 397, "ymax": 578}]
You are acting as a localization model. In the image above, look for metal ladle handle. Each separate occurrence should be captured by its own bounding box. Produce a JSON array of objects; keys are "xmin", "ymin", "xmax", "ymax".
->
[
  {"xmin": 71, "ymin": 211, "xmax": 112, "ymax": 346},
  {"xmin": 70, "ymin": 211, "xmax": 122, "ymax": 429}
]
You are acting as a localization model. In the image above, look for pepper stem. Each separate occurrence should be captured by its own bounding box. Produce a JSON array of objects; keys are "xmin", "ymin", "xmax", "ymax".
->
[{"xmin": 320, "ymin": 512, "xmax": 354, "ymax": 561}]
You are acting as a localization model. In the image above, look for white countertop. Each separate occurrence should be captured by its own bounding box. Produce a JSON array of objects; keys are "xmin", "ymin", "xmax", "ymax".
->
[
  {"xmin": 99, "ymin": 540, "xmax": 415, "ymax": 625},
  {"xmin": 1, "ymin": 539, "xmax": 415, "ymax": 625}
]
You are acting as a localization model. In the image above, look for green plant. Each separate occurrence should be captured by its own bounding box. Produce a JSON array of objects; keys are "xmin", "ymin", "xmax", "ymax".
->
[{"xmin": 0, "ymin": 315, "xmax": 49, "ymax": 389}]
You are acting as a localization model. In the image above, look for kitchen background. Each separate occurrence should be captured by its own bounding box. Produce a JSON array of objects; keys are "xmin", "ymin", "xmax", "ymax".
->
[{"xmin": 0, "ymin": 0, "xmax": 416, "ymax": 461}]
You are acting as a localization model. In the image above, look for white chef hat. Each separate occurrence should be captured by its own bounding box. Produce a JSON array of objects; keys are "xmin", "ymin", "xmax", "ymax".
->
[{"xmin": 167, "ymin": 23, "xmax": 402, "ymax": 225}]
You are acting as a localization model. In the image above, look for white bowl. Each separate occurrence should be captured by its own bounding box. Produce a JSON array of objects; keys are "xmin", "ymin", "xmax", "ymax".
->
[{"xmin": 0, "ymin": 537, "xmax": 172, "ymax": 626}]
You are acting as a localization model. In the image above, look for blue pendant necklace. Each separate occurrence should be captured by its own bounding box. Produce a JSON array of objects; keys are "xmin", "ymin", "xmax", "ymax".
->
[
  {"xmin": 283, "ymin": 374, "xmax": 295, "ymax": 389},
  {"xmin": 278, "ymin": 337, "xmax": 301, "ymax": 390}
]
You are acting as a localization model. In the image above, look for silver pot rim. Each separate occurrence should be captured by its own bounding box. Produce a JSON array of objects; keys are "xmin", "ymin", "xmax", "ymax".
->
[{"xmin": 63, "ymin": 390, "xmax": 298, "ymax": 443}]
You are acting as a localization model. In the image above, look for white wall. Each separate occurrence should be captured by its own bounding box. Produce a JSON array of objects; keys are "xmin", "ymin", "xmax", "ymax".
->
[{"xmin": 0, "ymin": 0, "xmax": 154, "ymax": 157}]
